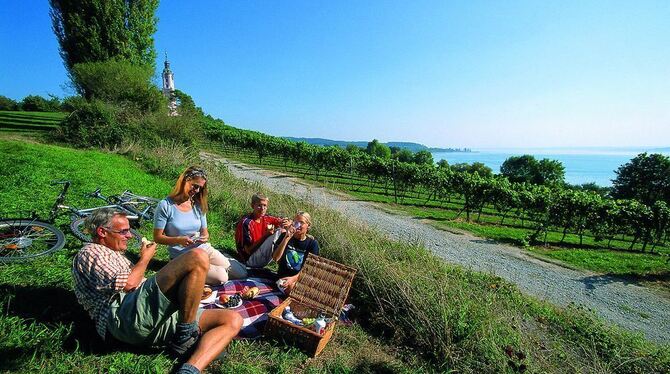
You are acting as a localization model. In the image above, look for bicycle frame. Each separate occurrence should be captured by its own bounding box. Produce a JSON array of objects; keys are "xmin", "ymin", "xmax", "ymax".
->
[
  {"xmin": 46, "ymin": 181, "xmax": 140, "ymax": 223},
  {"xmin": 47, "ymin": 181, "xmax": 71, "ymax": 222},
  {"xmin": 88, "ymin": 189, "xmax": 155, "ymax": 220}
]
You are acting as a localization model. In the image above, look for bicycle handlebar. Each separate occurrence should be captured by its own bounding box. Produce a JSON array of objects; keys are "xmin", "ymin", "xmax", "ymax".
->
[{"xmin": 85, "ymin": 188, "xmax": 103, "ymax": 198}]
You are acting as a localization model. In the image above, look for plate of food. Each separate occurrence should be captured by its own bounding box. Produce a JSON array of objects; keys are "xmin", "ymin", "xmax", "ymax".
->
[
  {"xmin": 200, "ymin": 287, "xmax": 217, "ymax": 305},
  {"xmin": 215, "ymin": 293, "xmax": 243, "ymax": 309}
]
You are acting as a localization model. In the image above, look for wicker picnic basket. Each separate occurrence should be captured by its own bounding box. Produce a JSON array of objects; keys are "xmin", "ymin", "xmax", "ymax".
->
[{"xmin": 265, "ymin": 254, "xmax": 357, "ymax": 357}]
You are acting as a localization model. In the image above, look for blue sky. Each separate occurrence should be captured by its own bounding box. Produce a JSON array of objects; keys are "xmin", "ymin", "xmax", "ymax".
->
[{"xmin": 1, "ymin": 1, "xmax": 669, "ymax": 148}]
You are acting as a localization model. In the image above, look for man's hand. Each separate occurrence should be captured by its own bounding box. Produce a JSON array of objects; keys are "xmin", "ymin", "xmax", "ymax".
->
[
  {"xmin": 125, "ymin": 238, "xmax": 155, "ymax": 292},
  {"xmin": 139, "ymin": 238, "xmax": 157, "ymax": 260}
]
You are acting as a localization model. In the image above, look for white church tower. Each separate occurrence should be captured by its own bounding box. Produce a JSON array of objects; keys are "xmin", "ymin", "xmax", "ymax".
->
[{"xmin": 162, "ymin": 52, "xmax": 178, "ymax": 115}]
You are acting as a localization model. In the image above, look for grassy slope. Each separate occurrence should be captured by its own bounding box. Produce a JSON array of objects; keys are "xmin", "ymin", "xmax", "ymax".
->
[
  {"xmin": 0, "ymin": 130, "xmax": 668, "ymax": 373},
  {"xmin": 0, "ymin": 139, "xmax": 421, "ymax": 374},
  {"xmin": 0, "ymin": 111, "xmax": 65, "ymax": 135},
  {"xmin": 215, "ymin": 147, "xmax": 670, "ymax": 277}
]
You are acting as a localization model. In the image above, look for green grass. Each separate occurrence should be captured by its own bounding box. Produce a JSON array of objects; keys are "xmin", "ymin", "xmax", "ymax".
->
[
  {"xmin": 0, "ymin": 110, "xmax": 64, "ymax": 129},
  {"xmin": 213, "ymin": 145, "xmax": 670, "ymax": 277},
  {"xmin": 0, "ymin": 111, "xmax": 65, "ymax": 142},
  {"xmin": 2, "ymin": 137, "xmax": 669, "ymax": 373},
  {"xmin": 0, "ymin": 138, "xmax": 428, "ymax": 373}
]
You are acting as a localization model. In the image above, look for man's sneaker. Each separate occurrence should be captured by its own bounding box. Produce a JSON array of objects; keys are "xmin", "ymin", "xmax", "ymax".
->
[{"xmin": 168, "ymin": 328, "xmax": 201, "ymax": 360}]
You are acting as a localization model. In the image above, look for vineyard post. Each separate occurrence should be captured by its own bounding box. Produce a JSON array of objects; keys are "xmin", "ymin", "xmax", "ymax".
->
[
  {"xmin": 350, "ymin": 154, "xmax": 354, "ymax": 190},
  {"xmin": 393, "ymin": 160, "xmax": 398, "ymax": 204}
]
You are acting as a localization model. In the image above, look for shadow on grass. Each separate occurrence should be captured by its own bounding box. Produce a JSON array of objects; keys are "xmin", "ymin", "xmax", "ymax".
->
[
  {"xmin": 353, "ymin": 359, "xmax": 407, "ymax": 374},
  {"xmin": 414, "ymin": 215, "xmax": 453, "ymax": 222},
  {"xmin": 530, "ymin": 239, "xmax": 670, "ymax": 255},
  {"xmin": 466, "ymin": 229, "xmax": 667, "ymax": 254},
  {"xmin": 470, "ymin": 239, "xmax": 500, "ymax": 245},
  {"xmin": 580, "ymin": 272, "xmax": 670, "ymax": 291},
  {"xmin": 470, "ymin": 237, "xmax": 534, "ymax": 248},
  {"xmin": 0, "ymin": 283, "xmax": 162, "ymax": 371},
  {"xmin": 239, "ymin": 166, "xmax": 268, "ymax": 172}
]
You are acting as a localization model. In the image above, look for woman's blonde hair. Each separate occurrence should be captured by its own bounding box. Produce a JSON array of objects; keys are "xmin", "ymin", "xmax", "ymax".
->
[{"xmin": 168, "ymin": 166, "xmax": 209, "ymax": 213}]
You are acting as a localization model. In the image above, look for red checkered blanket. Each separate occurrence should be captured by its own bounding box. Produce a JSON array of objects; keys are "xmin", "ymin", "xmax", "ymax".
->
[{"xmin": 201, "ymin": 277, "xmax": 284, "ymax": 339}]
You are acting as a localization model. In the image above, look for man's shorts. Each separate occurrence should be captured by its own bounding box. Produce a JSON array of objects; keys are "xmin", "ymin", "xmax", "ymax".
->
[{"xmin": 106, "ymin": 277, "xmax": 205, "ymax": 347}]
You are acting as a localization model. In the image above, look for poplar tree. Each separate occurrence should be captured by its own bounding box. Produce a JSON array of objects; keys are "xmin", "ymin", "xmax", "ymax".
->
[{"xmin": 49, "ymin": 0, "xmax": 159, "ymax": 75}]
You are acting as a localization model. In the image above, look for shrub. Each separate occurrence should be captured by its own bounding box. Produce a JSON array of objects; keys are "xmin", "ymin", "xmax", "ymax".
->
[
  {"xmin": 0, "ymin": 95, "xmax": 19, "ymax": 111},
  {"xmin": 60, "ymin": 96, "xmax": 87, "ymax": 112},
  {"xmin": 58, "ymin": 99, "xmax": 126, "ymax": 148},
  {"xmin": 71, "ymin": 59, "xmax": 165, "ymax": 112},
  {"xmin": 121, "ymin": 109, "xmax": 205, "ymax": 147},
  {"xmin": 128, "ymin": 141, "xmax": 198, "ymax": 180},
  {"xmin": 58, "ymin": 96, "xmax": 204, "ymax": 149},
  {"xmin": 20, "ymin": 94, "xmax": 61, "ymax": 112}
]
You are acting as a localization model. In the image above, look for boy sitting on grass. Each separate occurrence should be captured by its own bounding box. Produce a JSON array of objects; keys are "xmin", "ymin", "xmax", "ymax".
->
[{"xmin": 234, "ymin": 192, "xmax": 290, "ymax": 268}]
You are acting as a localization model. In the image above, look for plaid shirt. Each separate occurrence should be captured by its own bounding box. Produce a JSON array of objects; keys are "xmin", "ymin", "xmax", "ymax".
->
[{"xmin": 72, "ymin": 243, "xmax": 146, "ymax": 339}]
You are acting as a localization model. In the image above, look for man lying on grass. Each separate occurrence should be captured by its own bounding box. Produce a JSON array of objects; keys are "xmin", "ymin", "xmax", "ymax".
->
[
  {"xmin": 72, "ymin": 208, "xmax": 242, "ymax": 374},
  {"xmin": 234, "ymin": 192, "xmax": 291, "ymax": 268}
]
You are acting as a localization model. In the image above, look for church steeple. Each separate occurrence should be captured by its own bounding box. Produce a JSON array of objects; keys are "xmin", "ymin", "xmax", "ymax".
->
[{"xmin": 162, "ymin": 52, "xmax": 177, "ymax": 115}]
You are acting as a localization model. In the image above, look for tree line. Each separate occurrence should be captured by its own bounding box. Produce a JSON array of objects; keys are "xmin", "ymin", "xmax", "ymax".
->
[
  {"xmin": 0, "ymin": 94, "xmax": 65, "ymax": 112},
  {"xmin": 203, "ymin": 118, "xmax": 670, "ymax": 252}
]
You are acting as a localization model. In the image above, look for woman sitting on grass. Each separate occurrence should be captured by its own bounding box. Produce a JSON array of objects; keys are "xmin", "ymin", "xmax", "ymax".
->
[
  {"xmin": 273, "ymin": 211, "xmax": 319, "ymax": 294},
  {"xmin": 153, "ymin": 166, "xmax": 247, "ymax": 284}
]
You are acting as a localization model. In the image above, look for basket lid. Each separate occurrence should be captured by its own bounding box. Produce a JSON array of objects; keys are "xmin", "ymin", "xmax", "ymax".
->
[{"xmin": 291, "ymin": 254, "xmax": 357, "ymax": 317}]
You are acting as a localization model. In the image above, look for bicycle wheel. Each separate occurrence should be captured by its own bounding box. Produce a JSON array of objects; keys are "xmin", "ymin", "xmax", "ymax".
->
[
  {"xmin": 0, "ymin": 219, "xmax": 66, "ymax": 262},
  {"xmin": 70, "ymin": 217, "xmax": 142, "ymax": 249}
]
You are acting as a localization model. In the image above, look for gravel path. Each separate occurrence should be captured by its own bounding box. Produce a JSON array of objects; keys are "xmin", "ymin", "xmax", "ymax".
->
[{"xmin": 204, "ymin": 153, "xmax": 670, "ymax": 344}]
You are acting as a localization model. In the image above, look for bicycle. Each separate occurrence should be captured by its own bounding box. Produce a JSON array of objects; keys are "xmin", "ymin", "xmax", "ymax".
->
[
  {"xmin": 86, "ymin": 188, "xmax": 159, "ymax": 221},
  {"xmin": 69, "ymin": 187, "xmax": 159, "ymax": 242},
  {"xmin": 0, "ymin": 181, "xmax": 158, "ymax": 263}
]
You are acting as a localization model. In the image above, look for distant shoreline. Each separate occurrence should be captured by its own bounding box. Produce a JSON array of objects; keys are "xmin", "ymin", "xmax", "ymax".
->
[
  {"xmin": 283, "ymin": 136, "xmax": 471, "ymax": 153},
  {"xmin": 427, "ymin": 147, "xmax": 472, "ymax": 153}
]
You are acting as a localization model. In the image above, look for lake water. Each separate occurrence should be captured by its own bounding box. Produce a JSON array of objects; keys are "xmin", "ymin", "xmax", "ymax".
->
[{"xmin": 431, "ymin": 147, "xmax": 670, "ymax": 187}]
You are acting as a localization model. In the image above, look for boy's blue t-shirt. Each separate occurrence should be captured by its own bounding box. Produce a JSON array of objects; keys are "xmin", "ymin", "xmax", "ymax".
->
[
  {"xmin": 276, "ymin": 233, "xmax": 319, "ymax": 277},
  {"xmin": 153, "ymin": 198, "xmax": 207, "ymax": 258}
]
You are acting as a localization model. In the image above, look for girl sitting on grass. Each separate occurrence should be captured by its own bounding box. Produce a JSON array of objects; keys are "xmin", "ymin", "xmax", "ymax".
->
[{"xmin": 273, "ymin": 211, "xmax": 319, "ymax": 294}]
